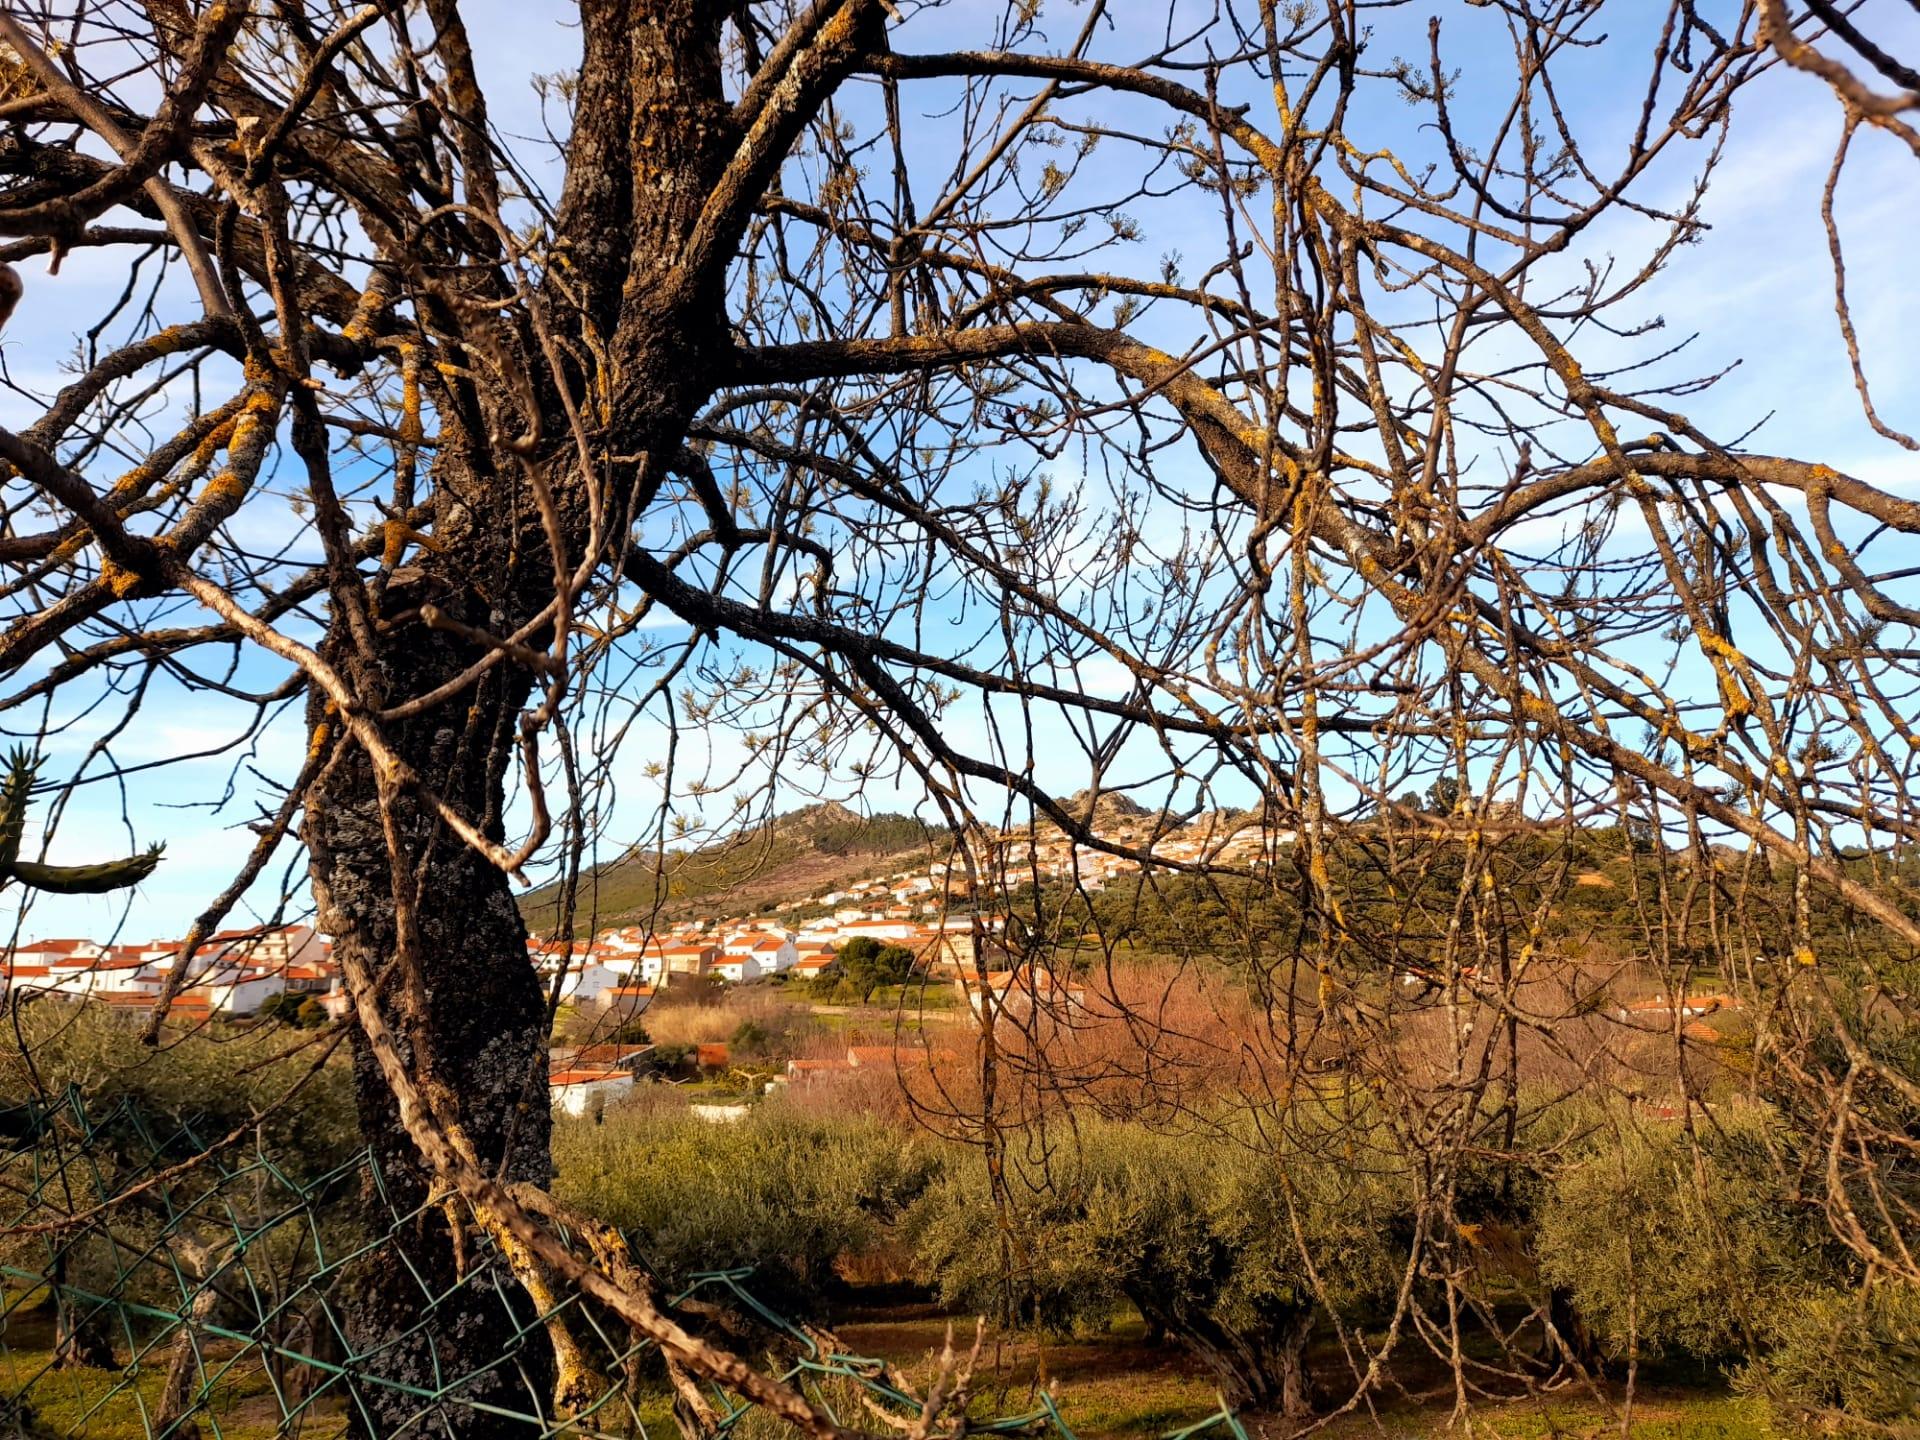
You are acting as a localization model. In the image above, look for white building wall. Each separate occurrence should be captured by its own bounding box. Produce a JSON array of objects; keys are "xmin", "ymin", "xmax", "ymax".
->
[{"xmin": 552, "ymin": 1074, "xmax": 633, "ymax": 1118}]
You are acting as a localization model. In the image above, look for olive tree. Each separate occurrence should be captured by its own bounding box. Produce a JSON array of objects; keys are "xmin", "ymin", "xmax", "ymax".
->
[{"xmin": 912, "ymin": 1115, "xmax": 1405, "ymax": 1417}]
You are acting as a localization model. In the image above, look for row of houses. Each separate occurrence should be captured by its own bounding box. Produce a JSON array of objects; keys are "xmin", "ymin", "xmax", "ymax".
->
[
  {"xmin": 928, "ymin": 815, "xmax": 1290, "ymax": 897},
  {"xmin": 772, "ymin": 867, "xmax": 940, "ymax": 918},
  {"xmin": 0, "ymin": 926, "xmax": 339, "ymax": 1019},
  {"xmin": 527, "ymin": 911, "xmax": 1023, "ymax": 1017},
  {"xmin": 2, "ymin": 907, "xmax": 1063, "ymax": 1028},
  {"xmin": 759, "ymin": 813, "xmax": 1287, "ymax": 924}
]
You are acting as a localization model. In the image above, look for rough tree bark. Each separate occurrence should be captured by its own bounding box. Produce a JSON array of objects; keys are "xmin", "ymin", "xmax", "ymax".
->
[
  {"xmin": 298, "ymin": 5, "xmax": 779, "ymax": 1429},
  {"xmin": 304, "ymin": 613, "xmax": 556, "ymax": 1431},
  {"xmin": 49, "ymin": 1251, "xmax": 116, "ymax": 1371},
  {"xmin": 1126, "ymin": 1285, "xmax": 1315, "ymax": 1420}
]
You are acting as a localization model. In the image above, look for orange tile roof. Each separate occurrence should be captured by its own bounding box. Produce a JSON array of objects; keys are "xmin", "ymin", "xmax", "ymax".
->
[{"xmin": 95, "ymin": 992, "xmax": 207, "ymax": 1010}]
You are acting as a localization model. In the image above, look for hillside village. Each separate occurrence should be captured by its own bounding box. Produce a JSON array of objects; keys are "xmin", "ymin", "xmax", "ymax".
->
[
  {"xmin": 1, "ymin": 794, "xmax": 1764, "ymax": 1122},
  {"xmin": 0, "ymin": 798, "xmax": 1292, "ymax": 1105}
]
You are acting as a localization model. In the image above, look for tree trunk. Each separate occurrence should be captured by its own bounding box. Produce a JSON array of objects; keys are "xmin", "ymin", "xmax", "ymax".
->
[
  {"xmin": 1272, "ymin": 1309, "xmax": 1314, "ymax": 1422},
  {"xmin": 53, "ymin": 1293, "xmax": 115, "ymax": 1371},
  {"xmin": 275, "ymin": 1301, "xmax": 344, "ymax": 1409},
  {"xmin": 1128, "ymin": 1289, "xmax": 1314, "ymax": 1418},
  {"xmin": 50, "ymin": 1252, "xmax": 116, "ymax": 1370},
  {"xmin": 1545, "ymin": 1284, "xmax": 1599, "ymax": 1372},
  {"xmin": 306, "ymin": 612, "xmax": 554, "ymax": 1439},
  {"xmin": 299, "ymin": 5, "xmax": 787, "ymax": 1431},
  {"xmin": 154, "ymin": 1288, "xmax": 217, "ymax": 1438}
]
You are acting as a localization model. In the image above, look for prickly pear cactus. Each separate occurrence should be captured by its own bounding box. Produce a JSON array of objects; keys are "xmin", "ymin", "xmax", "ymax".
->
[{"xmin": 0, "ymin": 747, "xmax": 162, "ymax": 895}]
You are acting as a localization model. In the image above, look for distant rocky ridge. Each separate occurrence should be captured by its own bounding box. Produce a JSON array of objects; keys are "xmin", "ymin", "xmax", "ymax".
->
[{"xmin": 1058, "ymin": 787, "xmax": 1153, "ymax": 821}]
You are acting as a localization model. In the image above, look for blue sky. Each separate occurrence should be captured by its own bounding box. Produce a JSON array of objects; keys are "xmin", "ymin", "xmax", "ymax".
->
[{"xmin": 2, "ymin": 2, "xmax": 1915, "ymax": 942}]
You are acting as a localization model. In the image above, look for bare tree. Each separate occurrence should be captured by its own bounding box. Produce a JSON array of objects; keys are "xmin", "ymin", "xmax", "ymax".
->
[{"xmin": 1, "ymin": 0, "xmax": 1915, "ymax": 1433}]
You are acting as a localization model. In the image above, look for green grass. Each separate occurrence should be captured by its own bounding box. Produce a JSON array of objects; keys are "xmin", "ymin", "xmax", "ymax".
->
[
  {"xmin": 2, "ymin": 1330, "xmax": 1787, "ymax": 1440},
  {"xmin": 831, "ymin": 1313, "xmax": 1786, "ymax": 1440},
  {"xmin": 1315, "ymin": 1394, "xmax": 1778, "ymax": 1440},
  {"xmin": 2, "ymin": 1343, "xmax": 343, "ymax": 1440},
  {"xmin": 5, "ymin": 1290, "xmax": 1783, "ymax": 1440},
  {"xmin": 831, "ymin": 1313, "xmax": 1222, "ymax": 1439}
]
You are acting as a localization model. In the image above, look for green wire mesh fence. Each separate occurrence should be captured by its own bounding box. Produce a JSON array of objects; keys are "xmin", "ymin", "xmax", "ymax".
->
[{"xmin": 1, "ymin": 1089, "xmax": 1245, "ymax": 1440}]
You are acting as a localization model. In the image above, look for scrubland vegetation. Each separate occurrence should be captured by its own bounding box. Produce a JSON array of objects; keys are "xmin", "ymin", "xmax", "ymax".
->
[
  {"xmin": 17, "ymin": 903, "xmax": 1909, "ymax": 1440},
  {"xmin": 552, "ymin": 1085, "xmax": 1915, "ymax": 1435}
]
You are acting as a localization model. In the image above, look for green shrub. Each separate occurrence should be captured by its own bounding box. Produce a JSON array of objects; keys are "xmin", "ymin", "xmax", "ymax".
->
[
  {"xmin": 1737, "ymin": 1280, "xmax": 1920, "ymax": 1434},
  {"xmin": 637, "ymin": 1042, "xmax": 692, "ymax": 1077},
  {"xmin": 1, "ymin": 1005, "xmax": 361, "ymax": 1367},
  {"xmin": 1534, "ymin": 1105, "xmax": 1841, "ymax": 1365},
  {"xmin": 607, "ymin": 1016, "xmax": 652, "ymax": 1045},
  {"xmin": 553, "ymin": 1106, "xmax": 941, "ymax": 1314},
  {"xmin": 908, "ymin": 1111, "xmax": 1407, "ymax": 1414}
]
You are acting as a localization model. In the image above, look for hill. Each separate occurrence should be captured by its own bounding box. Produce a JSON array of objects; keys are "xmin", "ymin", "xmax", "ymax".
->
[
  {"xmin": 520, "ymin": 804, "xmax": 947, "ymax": 934},
  {"xmin": 1055, "ymin": 788, "xmax": 1157, "ymax": 827}
]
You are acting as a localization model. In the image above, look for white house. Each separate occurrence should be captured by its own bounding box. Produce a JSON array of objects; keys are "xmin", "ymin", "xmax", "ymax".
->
[
  {"xmin": 752, "ymin": 935, "xmax": 797, "ymax": 973},
  {"xmin": 593, "ymin": 927, "xmax": 649, "ymax": 955},
  {"xmin": 788, "ymin": 954, "xmax": 836, "ymax": 985},
  {"xmin": 839, "ymin": 918, "xmax": 918, "ymax": 943},
  {"xmin": 548, "ymin": 960, "xmax": 623, "ymax": 1006},
  {"xmin": 606, "ymin": 948, "xmax": 667, "ymax": 985},
  {"xmin": 8, "ymin": 938, "xmax": 107, "ymax": 969},
  {"xmin": 720, "ymin": 932, "xmax": 797, "ymax": 974},
  {"xmin": 550, "ymin": 1069, "xmax": 634, "ymax": 1118},
  {"xmin": 205, "ymin": 967, "xmax": 287, "ymax": 1016},
  {"xmin": 83, "ymin": 953, "xmax": 166, "ymax": 996},
  {"xmin": 41, "ymin": 957, "xmax": 115, "ymax": 1000},
  {"xmin": 20, "ymin": 947, "xmax": 169, "ymax": 1002},
  {"xmin": 711, "ymin": 953, "xmax": 762, "ymax": 984},
  {"xmin": 197, "ymin": 924, "xmax": 323, "ymax": 973}
]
